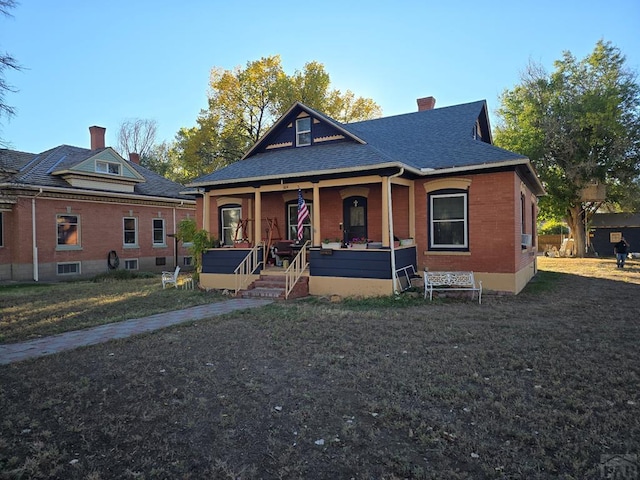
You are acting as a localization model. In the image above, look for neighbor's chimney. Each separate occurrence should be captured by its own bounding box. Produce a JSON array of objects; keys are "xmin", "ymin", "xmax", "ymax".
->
[
  {"xmin": 128, "ymin": 152, "xmax": 140, "ymax": 164},
  {"xmin": 417, "ymin": 96, "xmax": 436, "ymax": 111},
  {"xmin": 89, "ymin": 125, "xmax": 106, "ymax": 150}
]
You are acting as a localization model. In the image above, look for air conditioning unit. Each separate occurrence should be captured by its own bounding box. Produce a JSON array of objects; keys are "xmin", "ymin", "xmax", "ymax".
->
[{"xmin": 521, "ymin": 233, "xmax": 532, "ymax": 248}]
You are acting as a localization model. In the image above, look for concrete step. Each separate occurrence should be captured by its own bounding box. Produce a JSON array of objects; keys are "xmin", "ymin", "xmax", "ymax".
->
[
  {"xmin": 240, "ymin": 287, "xmax": 285, "ymax": 299},
  {"xmin": 240, "ymin": 274, "xmax": 309, "ymax": 300},
  {"xmin": 254, "ymin": 278, "xmax": 286, "ymax": 288}
]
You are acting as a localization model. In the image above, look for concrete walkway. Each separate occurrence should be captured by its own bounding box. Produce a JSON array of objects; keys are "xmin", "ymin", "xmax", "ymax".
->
[{"xmin": 0, "ymin": 298, "xmax": 273, "ymax": 365}]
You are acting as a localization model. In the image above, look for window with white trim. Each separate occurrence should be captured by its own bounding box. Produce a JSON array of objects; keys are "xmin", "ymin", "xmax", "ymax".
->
[
  {"xmin": 220, "ymin": 206, "xmax": 241, "ymax": 245},
  {"xmin": 296, "ymin": 117, "xmax": 311, "ymax": 146},
  {"xmin": 124, "ymin": 259, "xmax": 138, "ymax": 270},
  {"xmin": 153, "ymin": 218, "xmax": 166, "ymax": 246},
  {"xmin": 96, "ymin": 160, "xmax": 121, "ymax": 175},
  {"xmin": 429, "ymin": 191, "xmax": 468, "ymax": 249},
  {"xmin": 57, "ymin": 214, "xmax": 80, "ymax": 247},
  {"xmin": 57, "ymin": 262, "xmax": 80, "ymax": 275},
  {"xmin": 123, "ymin": 217, "xmax": 138, "ymax": 246},
  {"xmin": 183, "ymin": 256, "xmax": 193, "ymax": 266}
]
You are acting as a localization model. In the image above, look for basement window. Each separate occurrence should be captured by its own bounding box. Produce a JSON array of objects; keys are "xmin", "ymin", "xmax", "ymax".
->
[
  {"xmin": 57, "ymin": 262, "xmax": 81, "ymax": 275},
  {"xmin": 124, "ymin": 259, "xmax": 139, "ymax": 270}
]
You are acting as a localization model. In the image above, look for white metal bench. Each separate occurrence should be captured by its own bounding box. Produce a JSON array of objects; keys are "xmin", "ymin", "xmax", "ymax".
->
[
  {"xmin": 424, "ymin": 271, "xmax": 482, "ymax": 304},
  {"xmin": 162, "ymin": 266, "xmax": 180, "ymax": 289}
]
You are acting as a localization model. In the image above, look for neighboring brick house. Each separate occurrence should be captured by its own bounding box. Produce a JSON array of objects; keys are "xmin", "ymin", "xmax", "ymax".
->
[
  {"xmin": 0, "ymin": 126, "xmax": 196, "ymax": 282},
  {"xmin": 187, "ymin": 97, "xmax": 545, "ymax": 297}
]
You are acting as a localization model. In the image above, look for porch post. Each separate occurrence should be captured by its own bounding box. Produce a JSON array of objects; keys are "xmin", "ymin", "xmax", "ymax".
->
[
  {"xmin": 202, "ymin": 190, "xmax": 210, "ymax": 233},
  {"xmin": 313, "ymin": 183, "xmax": 320, "ymax": 246},
  {"xmin": 381, "ymin": 177, "xmax": 390, "ymax": 246},
  {"xmin": 254, "ymin": 188, "xmax": 262, "ymax": 243},
  {"xmin": 409, "ymin": 181, "xmax": 416, "ymax": 239}
]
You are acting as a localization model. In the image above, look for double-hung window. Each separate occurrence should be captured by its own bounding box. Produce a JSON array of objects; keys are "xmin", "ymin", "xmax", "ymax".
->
[
  {"xmin": 123, "ymin": 217, "xmax": 138, "ymax": 246},
  {"xmin": 296, "ymin": 117, "xmax": 311, "ymax": 146},
  {"xmin": 153, "ymin": 218, "xmax": 166, "ymax": 246},
  {"xmin": 429, "ymin": 191, "xmax": 468, "ymax": 249},
  {"xmin": 57, "ymin": 214, "xmax": 80, "ymax": 248}
]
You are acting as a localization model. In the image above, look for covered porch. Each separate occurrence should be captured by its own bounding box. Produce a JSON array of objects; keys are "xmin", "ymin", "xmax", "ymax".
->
[{"xmin": 198, "ymin": 173, "xmax": 418, "ymax": 297}]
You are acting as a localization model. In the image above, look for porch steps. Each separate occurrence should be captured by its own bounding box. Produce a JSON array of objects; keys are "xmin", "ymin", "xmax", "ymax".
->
[{"xmin": 239, "ymin": 274, "xmax": 309, "ymax": 300}]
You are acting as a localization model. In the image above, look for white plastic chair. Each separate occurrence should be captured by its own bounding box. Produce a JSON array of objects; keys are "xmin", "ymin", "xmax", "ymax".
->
[{"xmin": 162, "ymin": 266, "xmax": 180, "ymax": 289}]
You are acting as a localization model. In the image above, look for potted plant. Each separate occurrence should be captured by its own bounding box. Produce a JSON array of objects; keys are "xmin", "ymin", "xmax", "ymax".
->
[
  {"xmin": 233, "ymin": 238, "xmax": 252, "ymax": 248},
  {"xmin": 322, "ymin": 237, "xmax": 342, "ymax": 249},
  {"xmin": 349, "ymin": 237, "xmax": 368, "ymax": 250}
]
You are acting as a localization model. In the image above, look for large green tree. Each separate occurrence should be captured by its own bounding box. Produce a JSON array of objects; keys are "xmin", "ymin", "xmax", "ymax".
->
[
  {"xmin": 175, "ymin": 55, "xmax": 381, "ymax": 181},
  {"xmin": 494, "ymin": 40, "xmax": 640, "ymax": 257}
]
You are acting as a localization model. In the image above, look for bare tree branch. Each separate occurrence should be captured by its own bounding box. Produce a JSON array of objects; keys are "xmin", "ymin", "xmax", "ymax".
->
[{"xmin": 116, "ymin": 118, "xmax": 158, "ymax": 158}]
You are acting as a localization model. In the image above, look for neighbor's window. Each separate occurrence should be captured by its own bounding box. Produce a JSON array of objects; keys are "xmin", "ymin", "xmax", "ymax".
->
[
  {"xmin": 57, "ymin": 214, "xmax": 80, "ymax": 247},
  {"xmin": 123, "ymin": 217, "xmax": 138, "ymax": 246},
  {"xmin": 124, "ymin": 259, "xmax": 138, "ymax": 270},
  {"xmin": 57, "ymin": 262, "xmax": 80, "ymax": 275},
  {"xmin": 296, "ymin": 117, "xmax": 311, "ymax": 146},
  {"xmin": 221, "ymin": 206, "xmax": 241, "ymax": 245},
  {"xmin": 96, "ymin": 160, "xmax": 121, "ymax": 175},
  {"xmin": 184, "ymin": 256, "xmax": 193, "ymax": 266},
  {"xmin": 287, "ymin": 201, "xmax": 313, "ymax": 242},
  {"xmin": 429, "ymin": 191, "xmax": 468, "ymax": 249},
  {"xmin": 153, "ymin": 218, "xmax": 165, "ymax": 246}
]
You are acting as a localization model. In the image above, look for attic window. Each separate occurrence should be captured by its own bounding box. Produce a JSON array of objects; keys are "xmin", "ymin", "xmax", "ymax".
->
[
  {"xmin": 296, "ymin": 117, "xmax": 311, "ymax": 146},
  {"xmin": 96, "ymin": 160, "xmax": 121, "ymax": 175}
]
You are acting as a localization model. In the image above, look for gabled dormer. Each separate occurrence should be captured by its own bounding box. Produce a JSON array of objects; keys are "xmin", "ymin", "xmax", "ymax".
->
[
  {"xmin": 52, "ymin": 148, "xmax": 145, "ymax": 193},
  {"xmin": 243, "ymin": 102, "xmax": 366, "ymax": 159}
]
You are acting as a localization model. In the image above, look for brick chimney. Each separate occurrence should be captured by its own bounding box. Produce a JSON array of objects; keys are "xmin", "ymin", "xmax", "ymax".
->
[
  {"xmin": 417, "ymin": 96, "xmax": 436, "ymax": 111},
  {"xmin": 128, "ymin": 152, "xmax": 140, "ymax": 164},
  {"xmin": 89, "ymin": 125, "xmax": 106, "ymax": 150}
]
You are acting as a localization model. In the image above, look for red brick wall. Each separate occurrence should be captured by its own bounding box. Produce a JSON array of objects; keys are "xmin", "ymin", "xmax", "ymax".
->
[
  {"xmin": 1, "ymin": 195, "xmax": 195, "ymax": 281},
  {"xmin": 415, "ymin": 171, "xmax": 534, "ymax": 274}
]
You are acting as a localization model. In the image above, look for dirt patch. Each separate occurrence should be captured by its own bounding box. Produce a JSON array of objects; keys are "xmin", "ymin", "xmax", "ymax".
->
[{"xmin": 0, "ymin": 258, "xmax": 639, "ymax": 478}]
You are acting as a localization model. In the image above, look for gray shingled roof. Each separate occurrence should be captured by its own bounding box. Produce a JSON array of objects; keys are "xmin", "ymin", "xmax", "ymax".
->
[
  {"xmin": 591, "ymin": 213, "xmax": 640, "ymax": 228},
  {"xmin": 190, "ymin": 100, "xmax": 527, "ymax": 186},
  {"xmin": 0, "ymin": 148, "xmax": 36, "ymax": 172},
  {"xmin": 0, "ymin": 145, "xmax": 192, "ymax": 201}
]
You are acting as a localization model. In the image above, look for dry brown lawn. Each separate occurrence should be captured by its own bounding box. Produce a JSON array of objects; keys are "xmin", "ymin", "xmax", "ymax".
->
[{"xmin": 0, "ymin": 257, "xmax": 638, "ymax": 479}]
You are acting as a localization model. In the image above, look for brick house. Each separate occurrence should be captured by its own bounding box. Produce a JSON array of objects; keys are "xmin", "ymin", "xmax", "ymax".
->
[
  {"xmin": 187, "ymin": 97, "xmax": 544, "ymax": 297},
  {"xmin": 0, "ymin": 126, "xmax": 196, "ymax": 282}
]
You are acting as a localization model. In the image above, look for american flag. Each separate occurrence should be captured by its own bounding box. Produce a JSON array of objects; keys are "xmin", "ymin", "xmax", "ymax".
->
[{"xmin": 297, "ymin": 189, "xmax": 310, "ymax": 241}]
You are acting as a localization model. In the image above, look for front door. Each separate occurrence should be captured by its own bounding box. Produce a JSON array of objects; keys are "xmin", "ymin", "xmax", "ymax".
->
[{"xmin": 343, "ymin": 196, "xmax": 367, "ymax": 243}]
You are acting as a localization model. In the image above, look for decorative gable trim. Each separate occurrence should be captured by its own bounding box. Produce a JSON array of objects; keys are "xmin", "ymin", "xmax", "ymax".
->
[
  {"xmin": 315, "ymin": 134, "xmax": 345, "ymax": 143},
  {"xmin": 265, "ymin": 141, "xmax": 293, "ymax": 150},
  {"xmin": 242, "ymin": 102, "xmax": 367, "ymax": 160}
]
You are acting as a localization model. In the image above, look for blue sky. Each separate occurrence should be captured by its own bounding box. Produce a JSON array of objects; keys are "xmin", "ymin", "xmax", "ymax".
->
[{"xmin": 1, "ymin": 0, "xmax": 639, "ymax": 154}]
